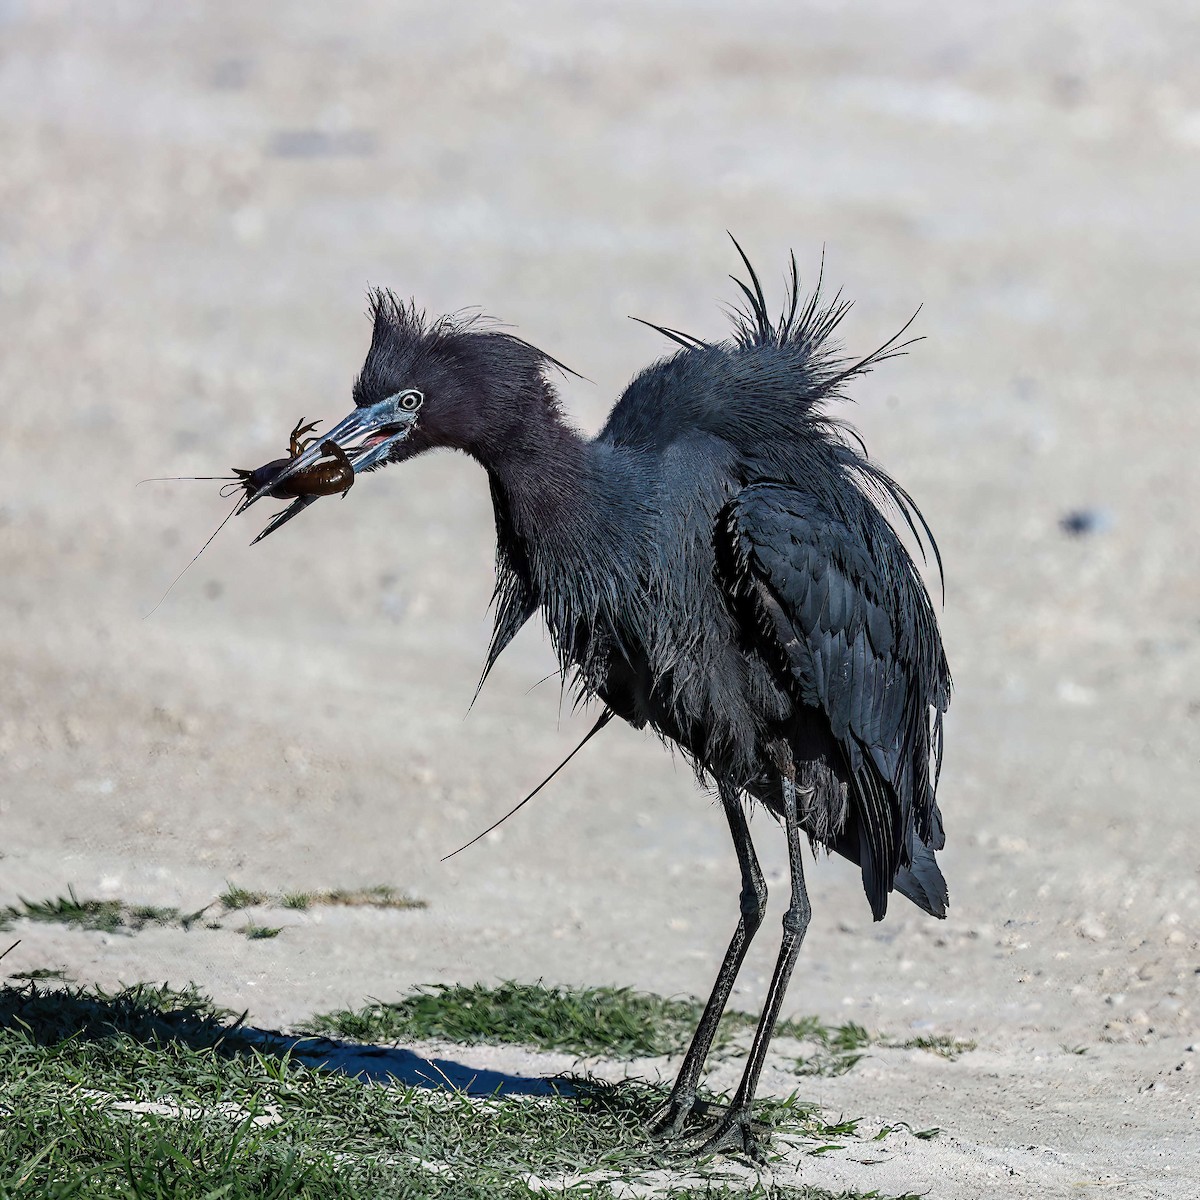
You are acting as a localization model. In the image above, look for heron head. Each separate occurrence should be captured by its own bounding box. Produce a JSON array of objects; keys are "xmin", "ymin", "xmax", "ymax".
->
[{"xmin": 239, "ymin": 289, "xmax": 569, "ymax": 541}]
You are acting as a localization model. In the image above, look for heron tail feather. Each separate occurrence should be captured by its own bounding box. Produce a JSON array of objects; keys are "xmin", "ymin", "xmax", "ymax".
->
[{"xmin": 893, "ymin": 843, "xmax": 948, "ymax": 919}]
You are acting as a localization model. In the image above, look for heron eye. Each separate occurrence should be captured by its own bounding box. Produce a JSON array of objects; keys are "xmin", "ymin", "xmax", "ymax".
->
[{"xmin": 398, "ymin": 389, "xmax": 423, "ymax": 411}]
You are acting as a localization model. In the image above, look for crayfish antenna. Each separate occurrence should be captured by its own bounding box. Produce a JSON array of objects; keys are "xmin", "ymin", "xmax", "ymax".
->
[{"xmin": 143, "ymin": 496, "xmax": 242, "ymax": 619}]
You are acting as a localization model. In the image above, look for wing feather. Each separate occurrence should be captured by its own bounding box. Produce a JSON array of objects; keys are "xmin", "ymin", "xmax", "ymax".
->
[{"xmin": 716, "ymin": 482, "xmax": 949, "ymax": 918}]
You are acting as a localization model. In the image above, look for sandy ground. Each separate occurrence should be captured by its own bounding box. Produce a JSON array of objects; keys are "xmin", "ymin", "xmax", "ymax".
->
[{"xmin": 1, "ymin": 2, "xmax": 1198, "ymax": 1195}]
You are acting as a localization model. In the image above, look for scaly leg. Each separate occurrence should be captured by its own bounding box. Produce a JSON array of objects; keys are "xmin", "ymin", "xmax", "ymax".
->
[
  {"xmin": 650, "ymin": 785, "xmax": 767, "ymax": 1140},
  {"xmin": 695, "ymin": 768, "xmax": 811, "ymax": 1158}
]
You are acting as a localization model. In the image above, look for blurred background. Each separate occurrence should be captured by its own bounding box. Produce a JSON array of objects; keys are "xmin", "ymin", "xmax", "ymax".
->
[{"xmin": 1, "ymin": 0, "xmax": 1197, "ymax": 1153}]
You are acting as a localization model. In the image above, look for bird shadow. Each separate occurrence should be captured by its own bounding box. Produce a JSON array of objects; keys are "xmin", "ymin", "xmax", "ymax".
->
[
  {"xmin": 0, "ymin": 981, "xmax": 568, "ymax": 1098},
  {"xmin": 1, "ymin": 980, "xmax": 782, "ymax": 1164},
  {"xmin": 239, "ymin": 1026, "xmax": 569, "ymax": 1097}
]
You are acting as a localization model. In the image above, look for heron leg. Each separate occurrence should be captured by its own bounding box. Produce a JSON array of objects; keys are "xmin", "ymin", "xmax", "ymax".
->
[
  {"xmin": 695, "ymin": 769, "xmax": 811, "ymax": 1159},
  {"xmin": 650, "ymin": 785, "xmax": 767, "ymax": 1140}
]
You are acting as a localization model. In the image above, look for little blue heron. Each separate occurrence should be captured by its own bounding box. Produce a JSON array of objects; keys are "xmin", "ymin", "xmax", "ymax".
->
[{"xmin": 239, "ymin": 240, "xmax": 952, "ymax": 1155}]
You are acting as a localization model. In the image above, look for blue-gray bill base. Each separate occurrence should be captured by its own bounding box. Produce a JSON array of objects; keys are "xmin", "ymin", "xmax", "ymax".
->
[{"xmin": 222, "ymin": 238, "xmax": 952, "ymax": 1159}]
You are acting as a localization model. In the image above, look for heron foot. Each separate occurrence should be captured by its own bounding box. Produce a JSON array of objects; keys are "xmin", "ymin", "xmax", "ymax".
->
[
  {"xmin": 647, "ymin": 1089, "xmax": 701, "ymax": 1141},
  {"xmin": 693, "ymin": 1105, "xmax": 763, "ymax": 1161}
]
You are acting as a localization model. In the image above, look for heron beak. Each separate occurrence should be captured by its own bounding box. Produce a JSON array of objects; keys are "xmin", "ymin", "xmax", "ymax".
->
[{"xmin": 237, "ymin": 398, "xmax": 420, "ymax": 543}]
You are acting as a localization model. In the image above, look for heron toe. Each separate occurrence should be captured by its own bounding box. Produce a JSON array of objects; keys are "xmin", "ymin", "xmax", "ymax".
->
[
  {"xmin": 693, "ymin": 1106, "xmax": 763, "ymax": 1161},
  {"xmin": 647, "ymin": 1091, "xmax": 701, "ymax": 1141}
]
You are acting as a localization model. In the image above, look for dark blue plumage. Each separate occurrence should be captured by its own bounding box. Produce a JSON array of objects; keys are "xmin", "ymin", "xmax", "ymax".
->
[
  {"xmin": 256, "ymin": 241, "xmax": 951, "ymax": 1156},
  {"xmin": 479, "ymin": 247, "xmax": 950, "ymax": 924}
]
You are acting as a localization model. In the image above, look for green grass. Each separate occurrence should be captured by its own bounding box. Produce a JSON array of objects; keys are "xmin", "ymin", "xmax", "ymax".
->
[
  {"xmin": 303, "ymin": 981, "xmax": 715, "ymax": 1057},
  {"xmin": 240, "ymin": 924, "xmax": 282, "ymax": 941},
  {"xmin": 0, "ymin": 882, "xmax": 425, "ymax": 945},
  {"xmin": 0, "ymin": 888, "xmax": 208, "ymax": 936},
  {"xmin": 7, "ymin": 967, "xmax": 74, "ymax": 983},
  {"xmin": 304, "ymin": 984, "xmax": 925, "ymax": 1081},
  {"xmin": 217, "ymin": 885, "xmax": 270, "ymax": 911},
  {"xmin": 0, "ymin": 980, "xmax": 926, "ymax": 1199},
  {"xmin": 894, "ymin": 1034, "xmax": 976, "ymax": 1060},
  {"xmin": 790, "ymin": 1021, "xmax": 873, "ymax": 1077},
  {"xmin": 871, "ymin": 1122, "xmax": 941, "ymax": 1142},
  {"xmin": 274, "ymin": 885, "xmax": 427, "ymax": 912},
  {"xmin": 0, "ymin": 980, "xmax": 245, "ymax": 1050},
  {"xmin": 772, "ymin": 1018, "xmax": 974, "ymax": 1075}
]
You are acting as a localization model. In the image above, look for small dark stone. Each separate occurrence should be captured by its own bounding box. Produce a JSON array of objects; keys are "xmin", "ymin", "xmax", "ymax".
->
[{"xmin": 1059, "ymin": 508, "xmax": 1113, "ymax": 537}]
